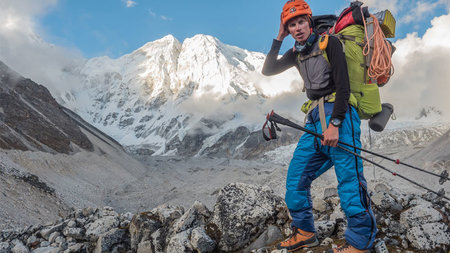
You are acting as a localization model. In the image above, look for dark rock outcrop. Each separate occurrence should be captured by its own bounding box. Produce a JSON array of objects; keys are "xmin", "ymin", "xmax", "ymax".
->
[{"xmin": 0, "ymin": 60, "xmax": 93, "ymax": 153}]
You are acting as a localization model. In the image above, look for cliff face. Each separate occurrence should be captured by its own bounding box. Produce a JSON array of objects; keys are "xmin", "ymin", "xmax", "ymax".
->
[{"xmin": 0, "ymin": 60, "xmax": 93, "ymax": 153}]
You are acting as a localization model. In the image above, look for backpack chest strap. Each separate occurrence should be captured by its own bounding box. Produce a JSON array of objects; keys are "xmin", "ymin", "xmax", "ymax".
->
[{"xmin": 298, "ymin": 50, "xmax": 324, "ymax": 62}]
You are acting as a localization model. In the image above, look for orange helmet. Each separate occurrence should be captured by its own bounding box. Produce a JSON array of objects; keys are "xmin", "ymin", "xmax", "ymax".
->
[{"xmin": 281, "ymin": 0, "xmax": 312, "ymax": 25}]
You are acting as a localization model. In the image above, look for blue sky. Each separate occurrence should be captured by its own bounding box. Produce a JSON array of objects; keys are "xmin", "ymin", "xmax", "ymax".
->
[{"xmin": 39, "ymin": 0, "xmax": 450, "ymax": 58}]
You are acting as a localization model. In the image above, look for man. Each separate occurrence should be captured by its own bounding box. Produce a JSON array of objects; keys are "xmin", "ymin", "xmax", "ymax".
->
[{"xmin": 262, "ymin": 0, "xmax": 377, "ymax": 252}]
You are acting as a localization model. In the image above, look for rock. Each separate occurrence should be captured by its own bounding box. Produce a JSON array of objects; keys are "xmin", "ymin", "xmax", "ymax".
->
[
  {"xmin": 190, "ymin": 227, "xmax": 217, "ymax": 253},
  {"xmin": 315, "ymin": 220, "xmax": 336, "ymax": 240},
  {"xmin": 320, "ymin": 237, "xmax": 333, "ymax": 246},
  {"xmin": 173, "ymin": 201, "xmax": 211, "ymax": 233},
  {"xmin": 406, "ymin": 222, "xmax": 450, "ymax": 250},
  {"xmin": 0, "ymin": 242, "xmax": 10, "ymax": 253},
  {"xmin": 48, "ymin": 232, "xmax": 60, "ymax": 244},
  {"xmin": 374, "ymin": 183, "xmax": 390, "ymax": 193},
  {"xmin": 388, "ymin": 220, "xmax": 406, "ymax": 235},
  {"xmin": 62, "ymin": 227, "xmax": 84, "ymax": 240},
  {"xmin": 63, "ymin": 243, "xmax": 84, "ymax": 253},
  {"xmin": 371, "ymin": 192, "xmax": 403, "ymax": 213},
  {"xmin": 85, "ymin": 216, "xmax": 119, "ymax": 241},
  {"xmin": 11, "ymin": 241, "xmax": 29, "ymax": 253},
  {"xmin": 151, "ymin": 228, "xmax": 165, "ymax": 253},
  {"xmin": 26, "ymin": 236, "xmax": 38, "ymax": 247},
  {"xmin": 82, "ymin": 208, "xmax": 96, "ymax": 217},
  {"xmin": 101, "ymin": 206, "xmax": 118, "ymax": 217},
  {"xmin": 243, "ymin": 225, "xmax": 282, "ymax": 253},
  {"xmin": 94, "ymin": 228, "xmax": 129, "ymax": 253},
  {"xmin": 0, "ymin": 62, "xmax": 93, "ymax": 153},
  {"xmin": 210, "ymin": 183, "xmax": 285, "ymax": 252},
  {"xmin": 31, "ymin": 246, "xmax": 59, "ymax": 253},
  {"xmin": 40, "ymin": 223, "xmax": 64, "ymax": 240},
  {"xmin": 323, "ymin": 188, "xmax": 338, "ymax": 198},
  {"xmin": 151, "ymin": 204, "xmax": 184, "ymax": 226},
  {"xmin": 312, "ymin": 198, "xmax": 327, "ymax": 213},
  {"xmin": 129, "ymin": 212, "xmax": 162, "ymax": 252},
  {"xmin": 335, "ymin": 221, "xmax": 347, "ymax": 239},
  {"xmin": 166, "ymin": 230, "xmax": 193, "ymax": 253},
  {"xmin": 39, "ymin": 241, "xmax": 50, "ymax": 248},
  {"xmin": 400, "ymin": 201, "xmax": 442, "ymax": 228},
  {"xmin": 329, "ymin": 207, "xmax": 344, "ymax": 221},
  {"xmin": 136, "ymin": 241, "xmax": 152, "ymax": 253},
  {"xmin": 121, "ymin": 212, "xmax": 134, "ymax": 221},
  {"xmin": 54, "ymin": 237, "xmax": 64, "ymax": 244},
  {"xmin": 66, "ymin": 221, "xmax": 76, "ymax": 228}
]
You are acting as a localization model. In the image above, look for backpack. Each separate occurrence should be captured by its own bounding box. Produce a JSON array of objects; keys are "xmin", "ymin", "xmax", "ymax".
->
[{"xmin": 301, "ymin": 1, "xmax": 395, "ymax": 122}]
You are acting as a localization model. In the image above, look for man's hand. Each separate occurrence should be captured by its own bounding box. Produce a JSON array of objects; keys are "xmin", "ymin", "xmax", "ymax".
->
[
  {"xmin": 322, "ymin": 124, "xmax": 339, "ymax": 147},
  {"xmin": 276, "ymin": 14, "xmax": 289, "ymax": 41}
]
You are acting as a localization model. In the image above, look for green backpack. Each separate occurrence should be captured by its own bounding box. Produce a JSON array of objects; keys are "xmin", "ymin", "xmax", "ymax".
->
[{"xmin": 301, "ymin": 2, "xmax": 395, "ymax": 120}]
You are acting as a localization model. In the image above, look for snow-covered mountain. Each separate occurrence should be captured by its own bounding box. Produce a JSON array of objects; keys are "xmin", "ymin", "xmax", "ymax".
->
[
  {"xmin": 60, "ymin": 34, "xmax": 299, "ymax": 157},
  {"xmin": 60, "ymin": 34, "xmax": 449, "ymax": 157}
]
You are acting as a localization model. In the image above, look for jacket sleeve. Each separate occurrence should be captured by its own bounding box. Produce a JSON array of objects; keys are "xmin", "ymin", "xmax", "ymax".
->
[
  {"xmin": 262, "ymin": 39, "xmax": 296, "ymax": 76},
  {"xmin": 326, "ymin": 36, "xmax": 350, "ymax": 121}
]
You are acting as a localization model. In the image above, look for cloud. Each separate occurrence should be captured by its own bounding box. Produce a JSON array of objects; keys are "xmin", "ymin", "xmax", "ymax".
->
[
  {"xmin": 400, "ymin": 0, "xmax": 448, "ymax": 24},
  {"xmin": 0, "ymin": 0, "xmax": 84, "ymax": 100},
  {"xmin": 148, "ymin": 8, "xmax": 172, "ymax": 21},
  {"xmin": 123, "ymin": 0, "xmax": 137, "ymax": 8},
  {"xmin": 383, "ymin": 13, "xmax": 450, "ymax": 120}
]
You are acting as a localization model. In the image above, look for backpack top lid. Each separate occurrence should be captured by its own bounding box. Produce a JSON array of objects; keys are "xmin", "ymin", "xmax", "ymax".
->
[{"xmin": 312, "ymin": 1, "xmax": 370, "ymax": 35}]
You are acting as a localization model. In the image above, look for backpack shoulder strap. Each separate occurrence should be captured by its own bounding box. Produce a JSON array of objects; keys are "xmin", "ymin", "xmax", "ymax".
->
[{"xmin": 319, "ymin": 34, "xmax": 329, "ymax": 50}]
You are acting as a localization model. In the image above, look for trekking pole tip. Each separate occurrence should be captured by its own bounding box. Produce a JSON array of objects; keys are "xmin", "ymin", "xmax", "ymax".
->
[{"xmin": 439, "ymin": 170, "xmax": 449, "ymax": 185}]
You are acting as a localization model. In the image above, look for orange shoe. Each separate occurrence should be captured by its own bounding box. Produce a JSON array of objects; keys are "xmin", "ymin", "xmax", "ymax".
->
[
  {"xmin": 276, "ymin": 227, "xmax": 319, "ymax": 252},
  {"xmin": 327, "ymin": 243, "xmax": 370, "ymax": 253}
]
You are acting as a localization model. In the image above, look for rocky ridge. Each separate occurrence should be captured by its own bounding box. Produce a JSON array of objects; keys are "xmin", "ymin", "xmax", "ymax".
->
[
  {"xmin": 0, "ymin": 183, "xmax": 448, "ymax": 253},
  {"xmin": 0, "ymin": 60, "xmax": 93, "ymax": 154}
]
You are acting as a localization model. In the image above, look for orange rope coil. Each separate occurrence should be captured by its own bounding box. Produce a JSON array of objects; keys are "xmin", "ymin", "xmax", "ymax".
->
[{"xmin": 362, "ymin": 13, "xmax": 394, "ymax": 83}]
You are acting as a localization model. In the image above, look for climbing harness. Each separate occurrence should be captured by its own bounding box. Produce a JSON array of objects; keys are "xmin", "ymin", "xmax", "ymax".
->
[{"xmin": 262, "ymin": 110, "xmax": 450, "ymax": 201}]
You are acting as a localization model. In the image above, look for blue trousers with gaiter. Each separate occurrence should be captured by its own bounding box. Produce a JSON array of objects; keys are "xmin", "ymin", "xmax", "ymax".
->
[{"xmin": 285, "ymin": 103, "xmax": 377, "ymax": 250}]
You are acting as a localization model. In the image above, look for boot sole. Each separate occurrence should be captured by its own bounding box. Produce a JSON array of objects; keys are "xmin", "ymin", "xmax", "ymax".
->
[{"xmin": 287, "ymin": 237, "xmax": 319, "ymax": 252}]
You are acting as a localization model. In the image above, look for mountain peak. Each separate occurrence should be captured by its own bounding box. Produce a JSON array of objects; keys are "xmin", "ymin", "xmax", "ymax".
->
[{"xmin": 137, "ymin": 34, "xmax": 181, "ymax": 54}]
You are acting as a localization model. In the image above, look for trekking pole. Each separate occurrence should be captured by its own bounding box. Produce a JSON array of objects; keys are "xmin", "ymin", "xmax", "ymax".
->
[
  {"xmin": 336, "ymin": 143, "xmax": 450, "ymax": 201},
  {"xmin": 265, "ymin": 111, "xmax": 450, "ymax": 184},
  {"xmin": 263, "ymin": 111, "xmax": 450, "ymax": 201},
  {"xmin": 338, "ymin": 142, "xmax": 450, "ymax": 184}
]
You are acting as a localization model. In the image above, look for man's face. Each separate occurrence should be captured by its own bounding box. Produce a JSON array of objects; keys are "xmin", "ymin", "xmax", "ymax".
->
[{"xmin": 287, "ymin": 15, "xmax": 311, "ymax": 45}]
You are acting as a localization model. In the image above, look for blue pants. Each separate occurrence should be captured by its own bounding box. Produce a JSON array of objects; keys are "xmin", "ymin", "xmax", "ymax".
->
[{"xmin": 285, "ymin": 103, "xmax": 377, "ymax": 250}]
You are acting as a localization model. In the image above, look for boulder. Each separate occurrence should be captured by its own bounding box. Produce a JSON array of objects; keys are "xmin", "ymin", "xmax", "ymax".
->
[
  {"xmin": 0, "ymin": 242, "xmax": 10, "ymax": 253},
  {"xmin": 63, "ymin": 243, "xmax": 84, "ymax": 253},
  {"xmin": 85, "ymin": 216, "xmax": 119, "ymax": 241},
  {"xmin": 62, "ymin": 227, "xmax": 84, "ymax": 240},
  {"xmin": 323, "ymin": 188, "xmax": 338, "ymax": 199},
  {"xmin": 30, "ymin": 246, "xmax": 59, "ymax": 253},
  {"xmin": 312, "ymin": 198, "xmax": 327, "ymax": 213},
  {"xmin": 243, "ymin": 225, "xmax": 282, "ymax": 253},
  {"xmin": 374, "ymin": 183, "xmax": 390, "ymax": 193},
  {"xmin": 165, "ymin": 230, "xmax": 193, "ymax": 253},
  {"xmin": 371, "ymin": 192, "xmax": 403, "ymax": 213},
  {"xmin": 173, "ymin": 201, "xmax": 211, "ymax": 233},
  {"xmin": 11, "ymin": 241, "xmax": 29, "ymax": 253},
  {"xmin": 400, "ymin": 201, "xmax": 442, "ymax": 228},
  {"xmin": 94, "ymin": 228, "xmax": 129, "ymax": 253},
  {"xmin": 406, "ymin": 222, "xmax": 450, "ymax": 250},
  {"xmin": 136, "ymin": 241, "xmax": 152, "ymax": 253},
  {"xmin": 315, "ymin": 220, "xmax": 336, "ymax": 240},
  {"xmin": 190, "ymin": 227, "xmax": 216, "ymax": 253},
  {"xmin": 129, "ymin": 212, "xmax": 161, "ymax": 252},
  {"xmin": 210, "ymin": 183, "xmax": 285, "ymax": 252},
  {"xmin": 40, "ymin": 223, "xmax": 64, "ymax": 241}
]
